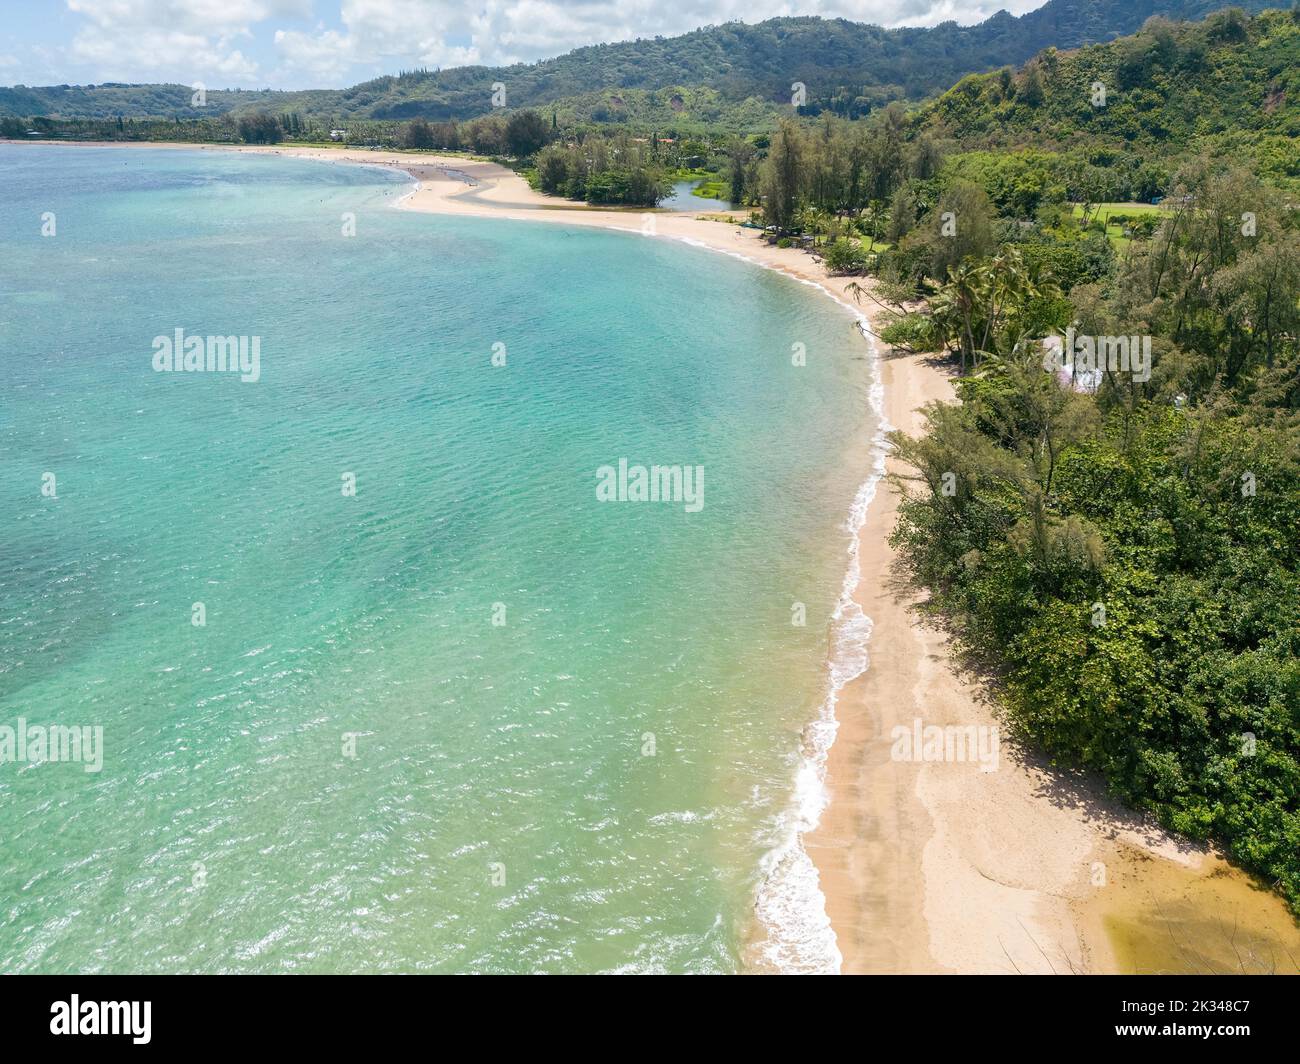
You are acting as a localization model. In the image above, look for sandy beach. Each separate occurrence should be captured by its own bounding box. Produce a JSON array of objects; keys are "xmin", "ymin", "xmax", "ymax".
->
[{"xmin": 14, "ymin": 139, "xmax": 1299, "ymax": 973}]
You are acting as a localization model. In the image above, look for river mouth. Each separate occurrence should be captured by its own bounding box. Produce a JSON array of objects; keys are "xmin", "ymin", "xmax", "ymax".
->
[
  {"xmin": 661, "ymin": 179, "xmax": 734, "ymax": 212},
  {"xmin": 1082, "ymin": 843, "xmax": 1300, "ymax": 974}
]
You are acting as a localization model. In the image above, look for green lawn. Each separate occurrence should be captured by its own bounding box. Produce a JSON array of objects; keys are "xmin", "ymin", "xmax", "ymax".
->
[
  {"xmin": 1071, "ymin": 201, "xmax": 1171, "ymax": 250},
  {"xmin": 1072, "ymin": 200, "xmax": 1168, "ymax": 220}
]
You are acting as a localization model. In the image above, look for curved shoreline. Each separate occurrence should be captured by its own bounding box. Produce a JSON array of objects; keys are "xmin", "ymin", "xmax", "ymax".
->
[
  {"xmin": 8, "ymin": 137, "xmax": 884, "ymax": 971},
  {"xmin": 14, "ymin": 139, "xmax": 1299, "ymax": 974},
  {"xmin": 250, "ymin": 144, "xmax": 900, "ymax": 973},
  {"xmin": 366, "ymin": 150, "xmax": 1300, "ymax": 975}
]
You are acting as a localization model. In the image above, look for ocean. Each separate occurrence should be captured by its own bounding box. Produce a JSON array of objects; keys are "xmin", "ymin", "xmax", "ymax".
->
[{"xmin": 0, "ymin": 145, "xmax": 880, "ymax": 973}]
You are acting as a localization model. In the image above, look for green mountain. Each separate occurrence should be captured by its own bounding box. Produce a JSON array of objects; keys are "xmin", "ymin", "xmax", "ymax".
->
[
  {"xmin": 921, "ymin": 6, "xmax": 1300, "ymax": 185},
  {"xmin": 0, "ymin": 0, "xmax": 1280, "ymax": 123}
]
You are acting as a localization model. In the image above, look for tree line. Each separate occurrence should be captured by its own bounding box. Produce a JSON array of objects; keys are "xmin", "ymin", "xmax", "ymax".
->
[{"xmin": 882, "ymin": 158, "xmax": 1300, "ymax": 915}]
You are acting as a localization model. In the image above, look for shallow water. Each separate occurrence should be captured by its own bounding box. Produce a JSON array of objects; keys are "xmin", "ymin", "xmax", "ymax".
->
[{"xmin": 0, "ymin": 145, "xmax": 878, "ymax": 973}]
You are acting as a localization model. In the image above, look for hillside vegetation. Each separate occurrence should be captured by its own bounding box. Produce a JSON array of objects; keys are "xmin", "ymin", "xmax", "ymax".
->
[
  {"xmin": 885, "ymin": 158, "xmax": 1300, "ymax": 914},
  {"xmin": 0, "ymin": 0, "xmax": 1279, "ymax": 125},
  {"xmin": 920, "ymin": 6, "xmax": 1300, "ymax": 186}
]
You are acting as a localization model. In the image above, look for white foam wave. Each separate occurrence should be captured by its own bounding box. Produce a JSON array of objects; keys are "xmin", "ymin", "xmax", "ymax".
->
[{"xmin": 750, "ymin": 308, "xmax": 893, "ymax": 976}]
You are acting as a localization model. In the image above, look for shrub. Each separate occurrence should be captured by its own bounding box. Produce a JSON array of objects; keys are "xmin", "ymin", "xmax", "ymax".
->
[{"xmin": 823, "ymin": 237, "xmax": 870, "ymax": 274}]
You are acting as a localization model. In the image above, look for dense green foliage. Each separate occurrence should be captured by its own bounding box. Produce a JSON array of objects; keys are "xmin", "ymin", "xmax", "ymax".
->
[
  {"xmin": 919, "ymin": 8, "xmax": 1300, "ymax": 187},
  {"xmin": 0, "ymin": 1, "xmax": 1278, "ymax": 127},
  {"xmin": 0, "ymin": 111, "xmax": 408, "ymax": 147},
  {"xmin": 533, "ymin": 134, "xmax": 672, "ymax": 205},
  {"xmin": 888, "ymin": 158, "xmax": 1300, "ymax": 911},
  {"xmin": 236, "ymin": 113, "xmax": 281, "ymax": 144},
  {"xmin": 727, "ymin": 7, "xmax": 1300, "ymax": 914},
  {"xmin": 747, "ymin": 11, "xmax": 1297, "ymax": 291},
  {"xmin": 543, "ymin": 86, "xmax": 784, "ymax": 136},
  {"xmin": 0, "ymin": 82, "xmax": 281, "ymax": 121}
]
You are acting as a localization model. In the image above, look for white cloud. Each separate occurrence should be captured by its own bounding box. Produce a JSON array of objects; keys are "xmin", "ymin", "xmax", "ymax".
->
[
  {"xmin": 66, "ymin": 0, "xmax": 311, "ymax": 36},
  {"xmin": 63, "ymin": 0, "xmax": 311, "ymax": 83},
  {"xmin": 70, "ymin": 28, "xmax": 261, "ymax": 83},
  {"xmin": 274, "ymin": 28, "xmax": 356, "ymax": 82}
]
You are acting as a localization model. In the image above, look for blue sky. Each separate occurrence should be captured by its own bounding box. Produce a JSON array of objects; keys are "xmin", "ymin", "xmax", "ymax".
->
[{"xmin": 0, "ymin": 1, "xmax": 1048, "ymax": 91}]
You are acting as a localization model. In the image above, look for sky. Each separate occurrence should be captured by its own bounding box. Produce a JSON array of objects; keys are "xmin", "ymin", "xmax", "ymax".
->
[{"xmin": 0, "ymin": 0, "xmax": 1051, "ymax": 91}]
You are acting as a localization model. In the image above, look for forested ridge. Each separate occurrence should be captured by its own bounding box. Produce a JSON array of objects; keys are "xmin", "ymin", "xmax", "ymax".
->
[
  {"xmin": 917, "ymin": 5, "xmax": 1300, "ymax": 186},
  {"xmin": 0, "ymin": 0, "xmax": 1279, "ymax": 125}
]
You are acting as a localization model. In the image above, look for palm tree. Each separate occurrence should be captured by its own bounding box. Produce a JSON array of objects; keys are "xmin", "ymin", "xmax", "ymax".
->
[
  {"xmin": 793, "ymin": 205, "xmax": 833, "ymax": 246},
  {"xmin": 857, "ymin": 202, "xmax": 887, "ymax": 252},
  {"xmin": 930, "ymin": 260, "xmax": 985, "ymax": 373},
  {"xmin": 928, "ymin": 247, "xmax": 1062, "ymax": 373}
]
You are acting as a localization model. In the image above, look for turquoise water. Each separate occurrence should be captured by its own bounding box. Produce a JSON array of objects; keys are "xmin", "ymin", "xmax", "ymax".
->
[{"xmin": 0, "ymin": 146, "xmax": 877, "ymax": 973}]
